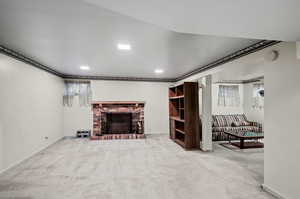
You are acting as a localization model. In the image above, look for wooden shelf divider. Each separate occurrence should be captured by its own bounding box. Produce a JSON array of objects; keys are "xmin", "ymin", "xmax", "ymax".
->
[{"xmin": 169, "ymin": 82, "xmax": 201, "ymax": 149}]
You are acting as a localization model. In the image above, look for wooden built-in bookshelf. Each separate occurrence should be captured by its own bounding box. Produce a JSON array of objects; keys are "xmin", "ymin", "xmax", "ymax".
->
[{"xmin": 169, "ymin": 82, "xmax": 201, "ymax": 149}]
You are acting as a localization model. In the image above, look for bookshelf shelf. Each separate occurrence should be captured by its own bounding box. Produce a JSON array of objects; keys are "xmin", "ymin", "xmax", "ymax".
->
[
  {"xmin": 175, "ymin": 128, "xmax": 185, "ymax": 135},
  {"xmin": 170, "ymin": 116, "xmax": 185, "ymax": 123},
  {"xmin": 169, "ymin": 95, "xmax": 184, "ymax": 99}
]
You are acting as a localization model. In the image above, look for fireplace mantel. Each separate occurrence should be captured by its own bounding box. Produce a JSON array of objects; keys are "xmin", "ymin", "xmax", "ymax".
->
[{"xmin": 91, "ymin": 101, "xmax": 145, "ymax": 140}]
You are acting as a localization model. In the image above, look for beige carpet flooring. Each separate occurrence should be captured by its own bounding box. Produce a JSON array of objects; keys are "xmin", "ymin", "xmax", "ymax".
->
[{"xmin": 0, "ymin": 134, "xmax": 274, "ymax": 199}]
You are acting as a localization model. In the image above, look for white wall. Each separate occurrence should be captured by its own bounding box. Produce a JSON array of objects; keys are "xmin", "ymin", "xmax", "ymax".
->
[
  {"xmin": 0, "ymin": 54, "xmax": 64, "ymax": 172},
  {"xmin": 0, "ymin": 123, "xmax": 3, "ymax": 170},
  {"xmin": 243, "ymin": 83, "xmax": 264, "ymax": 124},
  {"xmin": 63, "ymin": 80, "xmax": 170, "ymax": 136},
  {"xmin": 63, "ymin": 97, "xmax": 92, "ymax": 137},
  {"xmin": 212, "ymin": 83, "xmax": 244, "ymax": 115},
  {"xmin": 264, "ymin": 42, "xmax": 300, "ymax": 199}
]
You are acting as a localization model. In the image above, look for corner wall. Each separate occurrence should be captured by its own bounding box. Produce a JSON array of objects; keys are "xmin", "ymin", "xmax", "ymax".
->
[
  {"xmin": 264, "ymin": 42, "xmax": 300, "ymax": 199},
  {"xmin": 199, "ymin": 76, "xmax": 213, "ymax": 151},
  {"xmin": 0, "ymin": 124, "xmax": 3, "ymax": 170},
  {"xmin": 63, "ymin": 80, "xmax": 170, "ymax": 136},
  {"xmin": 0, "ymin": 54, "xmax": 64, "ymax": 172}
]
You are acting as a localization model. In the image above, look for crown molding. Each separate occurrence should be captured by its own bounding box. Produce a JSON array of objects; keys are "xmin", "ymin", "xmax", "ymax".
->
[
  {"xmin": 175, "ymin": 40, "xmax": 280, "ymax": 81},
  {"xmin": 0, "ymin": 40, "xmax": 280, "ymax": 83},
  {"xmin": 0, "ymin": 45, "xmax": 64, "ymax": 77},
  {"xmin": 243, "ymin": 76, "xmax": 264, "ymax": 84},
  {"xmin": 214, "ymin": 80, "xmax": 244, "ymax": 84},
  {"xmin": 214, "ymin": 76, "xmax": 264, "ymax": 85},
  {"xmin": 62, "ymin": 74, "xmax": 175, "ymax": 82}
]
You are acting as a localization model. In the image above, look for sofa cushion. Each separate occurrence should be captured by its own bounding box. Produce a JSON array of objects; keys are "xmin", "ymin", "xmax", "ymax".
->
[
  {"xmin": 212, "ymin": 120, "xmax": 218, "ymax": 127},
  {"xmin": 213, "ymin": 114, "xmax": 249, "ymax": 127},
  {"xmin": 213, "ymin": 115, "xmax": 234, "ymax": 126},
  {"xmin": 234, "ymin": 114, "xmax": 247, "ymax": 122},
  {"xmin": 231, "ymin": 120, "xmax": 250, "ymax": 127},
  {"xmin": 240, "ymin": 121, "xmax": 251, "ymax": 126},
  {"xmin": 231, "ymin": 121, "xmax": 242, "ymax": 127},
  {"xmin": 212, "ymin": 126, "xmax": 260, "ymax": 132},
  {"xmin": 213, "ymin": 115, "xmax": 227, "ymax": 127}
]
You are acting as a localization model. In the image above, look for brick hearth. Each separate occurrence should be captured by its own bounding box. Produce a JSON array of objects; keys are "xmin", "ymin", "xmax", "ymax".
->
[{"xmin": 91, "ymin": 134, "xmax": 146, "ymax": 140}]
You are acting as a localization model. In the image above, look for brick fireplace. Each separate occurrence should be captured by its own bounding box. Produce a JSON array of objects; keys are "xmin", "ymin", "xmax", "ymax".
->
[{"xmin": 91, "ymin": 101, "xmax": 145, "ymax": 140}]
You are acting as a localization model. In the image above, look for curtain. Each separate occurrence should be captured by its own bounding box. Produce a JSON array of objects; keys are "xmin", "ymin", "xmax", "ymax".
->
[
  {"xmin": 218, "ymin": 85, "xmax": 240, "ymax": 107},
  {"xmin": 252, "ymin": 83, "xmax": 264, "ymax": 109},
  {"xmin": 63, "ymin": 81, "xmax": 92, "ymax": 107}
]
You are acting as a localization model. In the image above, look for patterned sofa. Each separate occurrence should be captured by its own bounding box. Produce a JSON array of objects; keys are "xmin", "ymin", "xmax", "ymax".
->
[{"xmin": 212, "ymin": 114, "xmax": 262, "ymax": 141}]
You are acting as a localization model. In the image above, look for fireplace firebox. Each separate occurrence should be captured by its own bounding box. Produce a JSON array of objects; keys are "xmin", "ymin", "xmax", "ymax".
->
[{"xmin": 106, "ymin": 112, "xmax": 132, "ymax": 134}]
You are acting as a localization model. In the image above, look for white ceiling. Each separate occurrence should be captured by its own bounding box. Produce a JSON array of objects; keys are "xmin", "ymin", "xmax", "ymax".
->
[
  {"xmin": 86, "ymin": 0, "xmax": 300, "ymax": 41},
  {"xmin": 212, "ymin": 62, "xmax": 264, "ymax": 83},
  {"xmin": 0, "ymin": 0, "xmax": 260, "ymax": 79},
  {"xmin": 212, "ymin": 51, "xmax": 266, "ymax": 83}
]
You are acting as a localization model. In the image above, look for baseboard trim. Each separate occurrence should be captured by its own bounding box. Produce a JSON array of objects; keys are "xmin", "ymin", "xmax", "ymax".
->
[
  {"xmin": 261, "ymin": 184, "xmax": 286, "ymax": 199},
  {"xmin": 0, "ymin": 136, "xmax": 63, "ymax": 175},
  {"xmin": 200, "ymin": 147, "xmax": 213, "ymax": 152}
]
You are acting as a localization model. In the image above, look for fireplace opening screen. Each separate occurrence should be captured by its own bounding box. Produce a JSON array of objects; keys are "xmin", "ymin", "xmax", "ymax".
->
[{"xmin": 106, "ymin": 112, "xmax": 132, "ymax": 134}]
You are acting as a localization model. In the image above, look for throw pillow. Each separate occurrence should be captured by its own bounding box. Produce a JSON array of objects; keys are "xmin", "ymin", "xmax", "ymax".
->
[
  {"xmin": 231, "ymin": 121, "xmax": 241, "ymax": 127},
  {"xmin": 213, "ymin": 121, "xmax": 218, "ymax": 127},
  {"xmin": 240, "ymin": 121, "xmax": 250, "ymax": 126}
]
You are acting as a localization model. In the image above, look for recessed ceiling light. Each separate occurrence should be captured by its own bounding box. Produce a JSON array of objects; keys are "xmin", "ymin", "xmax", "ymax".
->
[
  {"xmin": 80, "ymin": 65, "xmax": 90, "ymax": 70},
  {"xmin": 117, "ymin": 43, "xmax": 131, "ymax": 51},
  {"xmin": 155, "ymin": 69, "xmax": 164, "ymax": 74}
]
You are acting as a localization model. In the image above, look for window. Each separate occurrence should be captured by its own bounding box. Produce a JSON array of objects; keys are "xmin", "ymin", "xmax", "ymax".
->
[
  {"xmin": 218, "ymin": 85, "xmax": 240, "ymax": 107},
  {"xmin": 63, "ymin": 81, "xmax": 92, "ymax": 107},
  {"xmin": 252, "ymin": 83, "xmax": 264, "ymax": 109}
]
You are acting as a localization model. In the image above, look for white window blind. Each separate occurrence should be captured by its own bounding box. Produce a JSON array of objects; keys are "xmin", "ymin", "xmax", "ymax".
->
[
  {"xmin": 218, "ymin": 85, "xmax": 240, "ymax": 107},
  {"xmin": 63, "ymin": 81, "xmax": 92, "ymax": 107}
]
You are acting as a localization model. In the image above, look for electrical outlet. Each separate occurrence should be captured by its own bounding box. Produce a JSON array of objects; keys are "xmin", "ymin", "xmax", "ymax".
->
[{"xmin": 45, "ymin": 136, "xmax": 48, "ymax": 140}]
